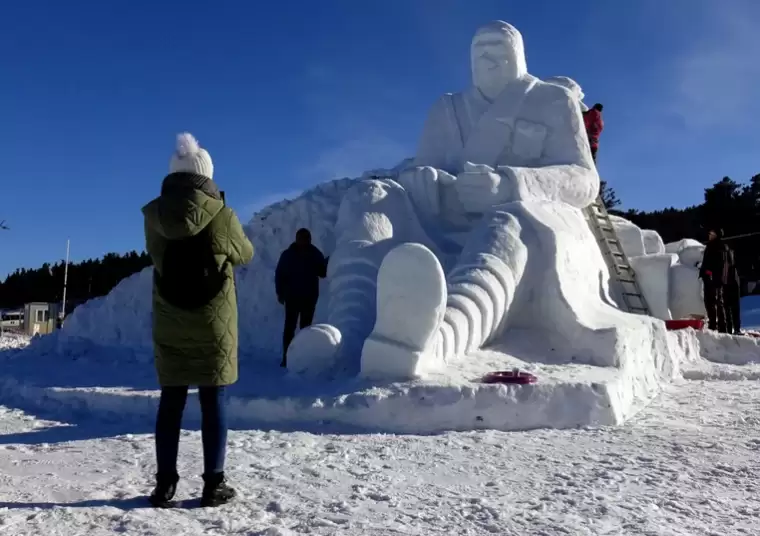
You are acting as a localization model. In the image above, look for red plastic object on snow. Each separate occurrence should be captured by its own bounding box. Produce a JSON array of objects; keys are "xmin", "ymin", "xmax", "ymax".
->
[
  {"xmin": 482, "ymin": 369, "xmax": 537, "ymax": 385},
  {"xmin": 665, "ymin": 319, "xmax": 705, "ymax": 331}
]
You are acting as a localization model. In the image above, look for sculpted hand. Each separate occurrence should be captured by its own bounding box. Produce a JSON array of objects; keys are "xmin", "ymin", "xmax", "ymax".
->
[
  {"xmin": 454, "ymin": 162, "xmax": 514, "ymax": 214},
  {"xmin": 397, "ymin": 166, "xmax": 456, "ymax": 218}
]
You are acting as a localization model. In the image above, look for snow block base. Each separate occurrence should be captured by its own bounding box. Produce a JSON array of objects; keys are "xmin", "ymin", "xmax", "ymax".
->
[{"xmin": 0, "ymin": 328, "xmax": 703, "ymax": 435}]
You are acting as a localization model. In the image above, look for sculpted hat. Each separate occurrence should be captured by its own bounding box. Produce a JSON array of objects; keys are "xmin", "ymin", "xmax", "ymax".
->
[{"xmin": 169, "ymin": 132, "xmax": 214, "ymax": 180}]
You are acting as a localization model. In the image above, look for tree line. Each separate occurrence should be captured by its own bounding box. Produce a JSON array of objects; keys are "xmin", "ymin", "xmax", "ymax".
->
[
  {"xmin": 0, "ymin": 251, "xmax": 152, "ymax": 311},
  {"xmin": 2, "ymin": 175, "xmax": 759, "ymax": 312}
]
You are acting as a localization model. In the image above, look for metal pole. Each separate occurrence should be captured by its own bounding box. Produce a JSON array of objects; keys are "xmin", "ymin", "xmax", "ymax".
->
[
  {"xmin": 723, "ymin": 231, "xmax": 760, "ymax": 241},
  {"xmin": 60, "ymin": 239, "xmax": 70, "ymax": 327}
]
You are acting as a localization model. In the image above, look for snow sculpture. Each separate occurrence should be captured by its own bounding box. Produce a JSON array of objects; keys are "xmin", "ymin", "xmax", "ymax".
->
[
  {"xmin": 664, "ymin": 239, "xmax": 706, "ymax": 319},
  {"xmin": 642, "ymin": 230, "xmax": 666, "ymax": 255},
  {"xmin": 609, "ymin": 217, "xmax": 706, "ymax": 321},
  {"xmin": 629, "ymin": 254, "xmax": 679, "ymax": 320},
  {"xmin": 297, "ymin": 20, "xmax": 671, "ymax": 380},
  {"xmin": 609, "ymin": 215, "xmax": 647, "ymax": 258},
  {"xmin": 287, "ymin": 323, "xmax": 342, "ymax": 376},
  {"xmin": 360, "ymin": 243, "xmax": 447, "ymax": 378},
  {"xmin": 665, "ymin": 239, "xmax": 703, "ymax": 256}
]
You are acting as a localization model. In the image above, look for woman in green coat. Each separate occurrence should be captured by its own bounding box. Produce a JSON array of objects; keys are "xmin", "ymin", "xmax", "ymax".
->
[{"xmin": 142, "ymin": 133, "xmax": 254, "ymax": 508}]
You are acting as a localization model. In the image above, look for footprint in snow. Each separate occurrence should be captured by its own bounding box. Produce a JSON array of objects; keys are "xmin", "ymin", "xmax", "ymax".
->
[
  {"xmin": 302, "ymin": 467, "xmax": 320, "ymax": 478},
  {"xmin": 266, "ymin": 501, "xmax": 284, "ymax": 514}
]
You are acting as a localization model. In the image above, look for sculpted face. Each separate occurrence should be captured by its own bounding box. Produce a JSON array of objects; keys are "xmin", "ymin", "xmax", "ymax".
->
[{"xmin": 471, "ymin": 21, "xmax": 528, "ymax": 101}]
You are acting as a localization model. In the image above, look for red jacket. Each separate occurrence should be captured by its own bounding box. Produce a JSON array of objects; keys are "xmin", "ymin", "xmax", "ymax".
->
[{"xmin": 583, "ymin": 109, "xmax": 604, "ymax": 149}]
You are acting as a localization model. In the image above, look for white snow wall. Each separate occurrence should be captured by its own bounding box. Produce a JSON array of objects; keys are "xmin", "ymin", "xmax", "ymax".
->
[{"xmin": 60, "ymin": 178, "xmax": 358, "ymax": 361}]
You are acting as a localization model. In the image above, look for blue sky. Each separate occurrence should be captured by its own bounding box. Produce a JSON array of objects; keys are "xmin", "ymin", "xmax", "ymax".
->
[{"xmin": 2, "ymin": 0, "xmax": 759, "ymax": 277}]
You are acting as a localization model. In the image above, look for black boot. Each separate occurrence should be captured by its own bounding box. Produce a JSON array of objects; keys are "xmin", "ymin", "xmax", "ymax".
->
[
  {"xmin": 149, "ymin": 473, "xmax": 179, "ymax": 508},
  {"xmin": 201, "ymin": 472, "xmax": 236, "ymax": 508}
]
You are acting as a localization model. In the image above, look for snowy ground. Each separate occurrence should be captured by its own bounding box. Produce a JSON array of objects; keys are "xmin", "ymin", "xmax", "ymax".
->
[
  {"xmin": 0, "ymin": 376, "xmax": 759, "ymax": 535},
  {"xmin": 0, "ymin": 332, "xmax": 29, "ymax": 352},
  {"xmin": 1, "ymin": 299, "xmax": 760, "ymax": 535}
]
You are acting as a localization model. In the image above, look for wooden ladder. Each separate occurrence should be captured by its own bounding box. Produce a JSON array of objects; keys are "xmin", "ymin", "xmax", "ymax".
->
[{"xmin": 584, "ymin": 195, "xmax": 651, "ymax": 316}]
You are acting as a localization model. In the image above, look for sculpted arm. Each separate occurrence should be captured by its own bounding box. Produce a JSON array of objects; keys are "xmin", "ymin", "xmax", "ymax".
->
[
  {"xmin": 414, "ymin": 96, "xmax": 458, "ymax": 173},
  {"xmin": 496, "ymin": 86, "xmax": 599, "ymax": 209}
]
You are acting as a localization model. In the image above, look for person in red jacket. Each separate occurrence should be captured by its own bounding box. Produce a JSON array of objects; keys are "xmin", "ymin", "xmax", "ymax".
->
[{"xmin": 583, "ymin": 103, "xmax": 604, "ymax": 162}]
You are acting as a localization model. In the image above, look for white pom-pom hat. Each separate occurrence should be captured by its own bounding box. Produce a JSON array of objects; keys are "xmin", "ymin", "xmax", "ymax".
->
[{"xmin": 169, "ymin": 132, "xmax": 214, "ymax": 180}]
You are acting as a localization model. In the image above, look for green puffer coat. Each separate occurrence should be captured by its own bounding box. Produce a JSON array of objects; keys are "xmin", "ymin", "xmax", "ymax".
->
[{"xmin": 142, "ymin": 172, "xmax": 254, "ymax": 387}]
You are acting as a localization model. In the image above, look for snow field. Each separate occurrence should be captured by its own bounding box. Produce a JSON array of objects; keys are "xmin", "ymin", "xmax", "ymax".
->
[{"xmin": 0, "ymin": 378, "xmax": 759, "ymax": 535}]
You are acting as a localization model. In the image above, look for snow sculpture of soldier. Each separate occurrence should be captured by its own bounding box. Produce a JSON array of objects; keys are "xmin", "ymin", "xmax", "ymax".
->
[{"xmin": 288, "ymin": 20, "xmax": 666, "ymax": 380}]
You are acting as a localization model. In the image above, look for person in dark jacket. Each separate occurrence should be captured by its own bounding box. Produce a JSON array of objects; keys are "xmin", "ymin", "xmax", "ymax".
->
[
  {"xmin": 583, "ymin": 103, "xmax": 604, "ymax": 162},
  {"xmin": 724, "ymin": 246, "xmax": 742, "ymax": 335},
  {"xmin": 142, "ymin": 133, "xmax": 254, "ymax": 508},
  {"xmin": 699, "ymin": 229, "xmax": 729, "ymax": 333},
  {"xmin": 275, "ymin": 228, "xmax": 328, "ymax": 367}
]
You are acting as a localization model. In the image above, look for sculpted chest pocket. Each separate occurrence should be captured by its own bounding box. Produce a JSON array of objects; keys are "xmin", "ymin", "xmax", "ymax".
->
[{"xmin": 511, "ymin": 119, "xmax": 548, "ymax": 161}]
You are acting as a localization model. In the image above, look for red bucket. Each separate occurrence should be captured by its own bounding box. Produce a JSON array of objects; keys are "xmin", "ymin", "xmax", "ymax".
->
[
  {"xmin": 482, "ymin": 370, "xmax": 537, "ymax": 385},
  {"xmin": 665, "ymin": 319, "xmax": 705, "ymax": 331}
]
